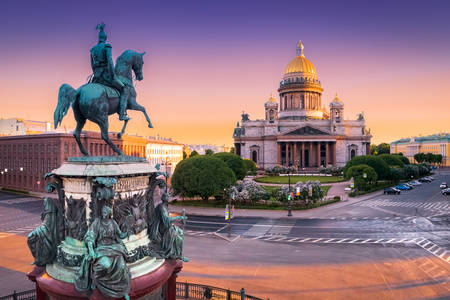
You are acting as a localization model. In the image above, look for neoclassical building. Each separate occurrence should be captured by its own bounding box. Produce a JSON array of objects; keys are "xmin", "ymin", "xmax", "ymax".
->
[{"xmin": 233, "ymin": 41, "xmax": 371, "ymax": 169}]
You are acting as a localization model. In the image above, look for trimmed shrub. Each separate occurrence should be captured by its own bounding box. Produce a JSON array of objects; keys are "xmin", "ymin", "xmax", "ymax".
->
[
  {"xmin": 344, "ymin": 155, "xmax": 390, "ymax": 180},
  {"xmin": 213, "ymin": 152, "xmax": 247, "ymax": 180},
  {"xmin": 389, "ymin": 167, "xmax": 404, "ymax": 183},
  {"xmin": 394, "ymin": 154, "xmax": 410, "ymax": 165},
  {"xmin": 378, "ymin": 154, "xmax": 404, "ymax": 167},
  {"xmin": 403, "ymin": 164, "xmax": 419, "ymax": 179},
  {"xmin": 171, "ymin": 155, "xmax": 236, "ymax": 201},
  {"xmin": 345, "ymin": 164, "xmax": 378, "ymax": 191},
  {"xmin": 243, "ymin": 159, "xmax": 257, "ymax": 174}
]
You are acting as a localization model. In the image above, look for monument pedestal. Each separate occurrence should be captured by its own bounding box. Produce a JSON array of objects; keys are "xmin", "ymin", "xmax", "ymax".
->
[
  {"xmin": 28, "ymin": 260, "xmax": 182, "ymax": 300},
  {"xmin": 27, "ymin": 157, "xmax": 182, "ymax": 300}
]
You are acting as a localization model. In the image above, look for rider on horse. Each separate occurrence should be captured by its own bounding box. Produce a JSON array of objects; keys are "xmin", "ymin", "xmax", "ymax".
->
[{"xmin": 90, "ymin": 23, "xmax": 130, "ymax": 121}]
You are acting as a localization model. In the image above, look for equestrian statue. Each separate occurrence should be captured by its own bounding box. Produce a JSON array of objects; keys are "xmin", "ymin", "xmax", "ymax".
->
[{"xmin": 54, "ymin": 23, "xmax": 153, "ymax": 156}]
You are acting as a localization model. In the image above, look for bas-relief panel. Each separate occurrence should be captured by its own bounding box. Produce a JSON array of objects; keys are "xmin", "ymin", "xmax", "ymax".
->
[{"xmin": 114, "ymin": 176, "xmax": 149, "ymax": 192}]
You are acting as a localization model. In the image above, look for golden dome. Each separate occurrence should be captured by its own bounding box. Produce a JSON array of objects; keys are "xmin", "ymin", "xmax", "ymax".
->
[{"xmin": 284, "ymin": 41, "xmax": 317, "ymax": 75}]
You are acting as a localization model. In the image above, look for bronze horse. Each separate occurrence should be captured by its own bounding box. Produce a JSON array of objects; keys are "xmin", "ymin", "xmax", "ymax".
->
[{"xmin": 54, "ymin": 50, "xmax": 153, "ymax": 156}]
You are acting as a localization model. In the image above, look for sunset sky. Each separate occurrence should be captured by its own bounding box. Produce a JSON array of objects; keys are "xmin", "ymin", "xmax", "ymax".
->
[{"xmin": 1, "ymin": 0, "xmax": 449, "ymax": 146}]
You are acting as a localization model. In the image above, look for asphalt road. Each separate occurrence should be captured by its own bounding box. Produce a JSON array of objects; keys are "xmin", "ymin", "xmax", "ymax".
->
[{"xmin": 0, "ymin": 171, "xmax": 449, "ymax": 298}]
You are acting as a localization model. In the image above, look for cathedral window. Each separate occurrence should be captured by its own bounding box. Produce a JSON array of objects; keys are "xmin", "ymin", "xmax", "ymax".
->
[{"xmin": 252, "ymin": 150, "xmax": 258, "ymax": 163}]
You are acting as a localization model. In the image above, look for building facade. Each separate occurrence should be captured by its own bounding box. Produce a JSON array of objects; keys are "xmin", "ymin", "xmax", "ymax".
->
[
  {"xmin": 233, "ymin": 42, "xmax": 371, "ymax": 169},
  {"xmin": 0, "ymin": 132, "xmax": 183, "ymax": 192},
  {"xmin": 390, "ymin": 133, "xmax": 450, "ymax": 166}
]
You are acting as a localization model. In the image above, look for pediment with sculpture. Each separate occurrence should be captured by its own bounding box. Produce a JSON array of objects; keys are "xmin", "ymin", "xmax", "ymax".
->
[{"xmin": 282, "ymin": 126, "xmax": 330, "ymax": 136}]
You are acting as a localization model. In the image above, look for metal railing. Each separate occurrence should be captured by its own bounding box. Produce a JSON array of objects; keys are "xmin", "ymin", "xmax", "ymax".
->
[
  {"xmin": 1, "ymin": 283, "xmax": 263, "ymax": 300},
  {"xmin": 176, "ymin": 282, "xmax": 262, "ymax": 300},
  {"xmin": 0, "ymin": 290, "xmax": 35, "ymax": 300}
]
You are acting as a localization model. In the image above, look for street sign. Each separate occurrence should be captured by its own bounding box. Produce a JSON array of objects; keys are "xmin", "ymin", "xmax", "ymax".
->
[{"xmin": 231, "ymin": 205, "xmax": 234, "ymax": 219}]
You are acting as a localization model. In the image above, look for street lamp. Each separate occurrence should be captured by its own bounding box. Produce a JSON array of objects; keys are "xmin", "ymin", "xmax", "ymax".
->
[
  {"xmin": 19, "ymin": 167, "xmax": 23, "ymax": 172},
  {"xmin": 287, "ymin": 163, "xmax": 293, "ymax": 217}
]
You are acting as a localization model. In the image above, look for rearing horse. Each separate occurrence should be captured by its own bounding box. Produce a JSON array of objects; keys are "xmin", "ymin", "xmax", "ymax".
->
[{"xmin": 54, "ymin": 50, "xmax": 153, "ymax": 156}]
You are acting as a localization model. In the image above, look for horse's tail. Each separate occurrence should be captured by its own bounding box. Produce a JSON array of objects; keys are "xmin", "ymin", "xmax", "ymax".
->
[{"xmin": 54, "ymin": 84, "xmax": 77, "ymax": 129}]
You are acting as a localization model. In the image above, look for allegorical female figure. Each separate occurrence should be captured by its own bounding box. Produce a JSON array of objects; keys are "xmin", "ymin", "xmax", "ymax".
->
[
  {"xmin": 150, "ymin": 192, "xmax": 188, "ymax": 261},
  {"xmin": 27, "ymin": 197, "xmax": 60, "ymax": 267},
  {"xmin": 75, "ymin": 205, "xmax": 131, "ymax": 300}
]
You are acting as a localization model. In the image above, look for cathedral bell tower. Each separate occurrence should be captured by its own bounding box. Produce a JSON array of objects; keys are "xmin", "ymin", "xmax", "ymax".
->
[
  {"xmin": 329, "ymin": 93, "xmax": 344, "ymax": 133},
  {"xmin": 264, "ymin": 93, "xmax": 278, "ymax": 123}
]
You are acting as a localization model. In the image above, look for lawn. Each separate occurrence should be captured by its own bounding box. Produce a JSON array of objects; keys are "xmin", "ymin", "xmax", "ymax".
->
[{"xmin": 254, "ymin": 175, "xmax": 345, "ymax": 184}]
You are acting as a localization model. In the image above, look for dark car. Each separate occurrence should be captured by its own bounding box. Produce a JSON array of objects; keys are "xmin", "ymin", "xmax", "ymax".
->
[
  {"xmin": 384, "ymin": 187, "xmax": 400, "ymax": 195},
  {"xmin": 419, "ymin": 178, "xmax": 432, "ymax": 183},
  {"xmin": 442, "ymin": 188, "xmax": 450, "ymax": 195}
]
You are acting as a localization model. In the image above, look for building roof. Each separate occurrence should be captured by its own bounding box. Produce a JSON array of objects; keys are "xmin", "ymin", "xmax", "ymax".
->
[{"xmin": 391, "ymin": 133, "xmax": 450, "ymax": 145}]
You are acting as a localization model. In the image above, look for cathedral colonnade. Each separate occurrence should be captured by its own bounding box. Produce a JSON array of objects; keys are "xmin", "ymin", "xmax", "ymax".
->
[{"xmin": 277, "ymin": 141, "xmax": 336, "ymax": 168}]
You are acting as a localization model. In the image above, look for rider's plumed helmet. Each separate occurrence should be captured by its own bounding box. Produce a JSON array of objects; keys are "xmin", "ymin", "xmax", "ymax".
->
[{"xmin": 96, "ymin": 22, "xmax": 107, "ymax": 43}]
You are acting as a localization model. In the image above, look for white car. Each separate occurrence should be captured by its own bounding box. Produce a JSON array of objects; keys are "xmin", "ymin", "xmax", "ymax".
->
[
  {"xmin": 440, "ymin": 182, "xmax": 448, "ymax": 189},
  {"xmin": 409, "ymin": 181, "xmax": 421, "ymax": 186}
]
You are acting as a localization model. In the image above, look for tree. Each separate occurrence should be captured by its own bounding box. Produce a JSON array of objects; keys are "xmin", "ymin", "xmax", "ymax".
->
[
  {"xmin": 376, "ymin": 143, "xmax": 391, "ymax": 155},
  {"xmin": 205, "ymin": 149, "xmax": 214, "ymax": 155},
  {"xmin": 171, "ymin": 156, "xmax": 236, "ymax": 201},
  {"xmin": 190, "ymin": 150, "xmax": 199, "ymax": 157},
  {"xmin": 370, "ymin": 143, "xmax": 390, "ymax": 155},
  {"xmin": 243, "ymin": 159, "xmax": 257, "ymax": 174},
  {"xmin": 229, "ymin": 147, "xmax": 235, "ymax": 154},
  {"xmin": 414, "ymin": 153, "xmax": 425, "ymax": 163},
  {"xmin": 436, "ymin": 154, "xmax": 443, "ymax": 165},
  {"xmin": 378, "ymin": 154, "xmax": 404, "ymax": 167},
  {"xmin": 182, "ymin": 151, "xmax": 188, "ymax": 160},
  {"xmin": 425, "ymin": 153, "xmax": 434, "ymax": 164},
  {"xmin": 213, "ymin": 152, "xmax": 247, "ymax": 180}
]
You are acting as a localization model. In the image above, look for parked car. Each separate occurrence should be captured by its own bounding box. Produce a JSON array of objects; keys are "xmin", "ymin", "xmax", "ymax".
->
[
  {"xmin": 440, "ymin": 182, "xmax": 448, "ymax": 189},
  {"xmin": 419, "ymin": 177, "xmax": 432, "ymax": 183},
  {"xmin": 442, "ymin": 188, "xmax": 450, "ymax": 195},
  {"xmin": 426, "ymin": 176, "xmax": 434, "ymax": 181},
  {"xmin": 409, "ymin": 181, "xmax": 422, "ymax": 186},
  {"xmin": 404, "ymin": 183, "xmax": 414, "ymax": 189},
  {"xmin": 384, "ymin": 187, "xmax": 400, "ymax": 195},
  {"xmin": 396, "ymin": 184, "xmax": 412, "ymax": 190}
]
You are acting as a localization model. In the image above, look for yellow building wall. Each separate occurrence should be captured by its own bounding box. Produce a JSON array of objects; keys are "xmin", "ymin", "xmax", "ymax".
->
[{"xmin": 391, "ymin": 141, "xmax": 450, "ymax": 166}]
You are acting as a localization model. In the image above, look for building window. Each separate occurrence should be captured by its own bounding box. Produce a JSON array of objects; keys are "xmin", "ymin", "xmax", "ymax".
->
[{"xmin": 351, "ymin": 149, "xmax": 356, "ymax": 159}]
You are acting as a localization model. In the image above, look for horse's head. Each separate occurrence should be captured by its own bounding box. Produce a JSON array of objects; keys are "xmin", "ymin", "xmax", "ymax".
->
[
  {"xmin": 132, "ymin": 51, "xmax": 145, "ymax": 81},
  {"xmin": 115, "ymin": 50, "xmax": 146, "ymax": 82}
]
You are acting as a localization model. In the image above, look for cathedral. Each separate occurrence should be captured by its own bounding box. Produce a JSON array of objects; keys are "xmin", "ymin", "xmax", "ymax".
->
[{"xmin": 233, "ymin": 41, "xmax": 371, "ymax": 169}]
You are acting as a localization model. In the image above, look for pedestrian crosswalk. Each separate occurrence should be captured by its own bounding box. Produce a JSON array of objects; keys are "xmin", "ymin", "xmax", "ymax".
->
[{"xmin": 356, "ymin": 200, "xmax": 450, "ymax": 211}]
